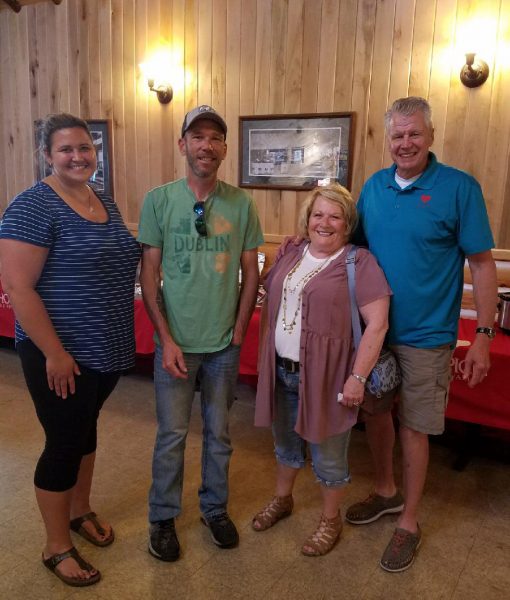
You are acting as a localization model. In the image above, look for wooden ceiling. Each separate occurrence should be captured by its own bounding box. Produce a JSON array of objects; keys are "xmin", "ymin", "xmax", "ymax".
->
[{"xmin": 0, "ymin": 0, "xmax": 61, "ymax": 12}]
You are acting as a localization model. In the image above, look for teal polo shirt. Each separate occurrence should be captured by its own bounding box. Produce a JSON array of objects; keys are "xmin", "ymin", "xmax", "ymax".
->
[{"xmin": 356, "ymin": 153, "xmax": 494, "ymax": 348}]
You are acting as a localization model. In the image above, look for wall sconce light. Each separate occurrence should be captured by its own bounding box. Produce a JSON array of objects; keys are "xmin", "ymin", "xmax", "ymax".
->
[
  {"xmin": 148, "ymin": 79, "xmax": 173, "ymax": 104},
  {"xmin": 460, "ymin": 53, "xmax": 489, "ymax": 88}
]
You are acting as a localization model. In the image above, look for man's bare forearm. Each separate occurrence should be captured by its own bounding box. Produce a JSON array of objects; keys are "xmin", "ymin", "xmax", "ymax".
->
[{"xmin": 139, "ymin": 245, "xmax": 174, "ymax": 347}]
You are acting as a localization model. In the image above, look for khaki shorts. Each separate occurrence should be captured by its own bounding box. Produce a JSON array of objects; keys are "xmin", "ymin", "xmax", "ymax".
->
[
  {"xmin": 360, "ymin": 344, "xmax": 452, "ymax": 435},
  {"xmin": 394, "ymin": 344, "xmax": 452, "ymax": 434}
]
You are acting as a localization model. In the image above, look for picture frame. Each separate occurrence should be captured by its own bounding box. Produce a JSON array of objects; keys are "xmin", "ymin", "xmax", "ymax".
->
[
  {"xmin": 239, "ymin": 112, "xmax": 354, "ymax": 191},
  {"xmin": 34, "ymin": 119, "xmax": 114, "ymax": 197}
]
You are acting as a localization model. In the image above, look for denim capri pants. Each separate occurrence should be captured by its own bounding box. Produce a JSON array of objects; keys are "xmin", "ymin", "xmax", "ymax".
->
[{"xmin": 272, "ymin": 364, "xmax": 351, "ymax": 487}]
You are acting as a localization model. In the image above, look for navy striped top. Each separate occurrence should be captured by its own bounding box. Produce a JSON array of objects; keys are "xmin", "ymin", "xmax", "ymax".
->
[{"xmin": 0, "ymin": 181, "xmax": 141, "ymax": 372}]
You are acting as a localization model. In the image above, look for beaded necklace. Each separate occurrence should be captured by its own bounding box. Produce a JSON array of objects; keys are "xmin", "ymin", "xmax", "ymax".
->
[{"xmin": 281, "ymin": 244, "xmax": 343, "ymax": 333}]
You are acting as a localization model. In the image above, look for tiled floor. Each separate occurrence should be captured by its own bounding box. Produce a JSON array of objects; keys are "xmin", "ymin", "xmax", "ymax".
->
[{"xmin": 0, "ymin": 344, "xmax": 509, "ymax": 599}]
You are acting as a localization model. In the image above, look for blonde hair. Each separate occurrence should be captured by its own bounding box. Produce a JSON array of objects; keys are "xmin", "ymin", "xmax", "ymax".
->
[{"xmin": 297, "ymin": 183, "xmax": 358, "ymax": 240}]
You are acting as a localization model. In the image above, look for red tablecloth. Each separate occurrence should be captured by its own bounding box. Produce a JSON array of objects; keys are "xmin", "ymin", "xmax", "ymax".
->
[
  {"xmin": 133, "ymin": 298, "xmax": 262, "ymax": 379},
  {"xmin": 239, "ymin": 307, "xmax": 261, "ymax": 377},
  {"xmin": 5, "ymin": 292, "xmax": 508, "ymax": 429},
  {"xmin": 0, "ymin": 292, "xmax": 261, "ymax": 371},
  {"xmin": 134, "ymin": 297, "xmax": 157, "ymax": 355},
  {"xmin": 0, "ymin": 282, "xmax": 15, "ymax": 338},
  {"xmin": 447, "ymin": 319, "xmax": 510, "ymax": 430}
]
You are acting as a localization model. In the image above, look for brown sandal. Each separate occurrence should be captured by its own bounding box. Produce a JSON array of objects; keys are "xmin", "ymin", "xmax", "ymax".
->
[
  {"xmin": 70, "ymin": 511, "xmax": 114, "ymax": 547},
  {"xmin": 252, "ymin": 495, "xmax": 293, "ymax": 531},
  {"xmin": 301, "ymin": 512, "xmax": 343, "ymax": 556},
  {"xmin": 42, "ymin": 546, "xmax": 101, "ymax": 587}
]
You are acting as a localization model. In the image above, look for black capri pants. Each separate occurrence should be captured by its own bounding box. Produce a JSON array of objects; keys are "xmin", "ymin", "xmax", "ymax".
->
[{"xmin": 17, "ymin": 339, "xmax": 120, "ymax": 492}]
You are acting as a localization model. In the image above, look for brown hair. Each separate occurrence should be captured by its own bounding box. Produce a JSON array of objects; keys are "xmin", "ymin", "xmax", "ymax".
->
[{"xmin": 38, "ymin": 113, "xmax": 92, "ymax": 154}]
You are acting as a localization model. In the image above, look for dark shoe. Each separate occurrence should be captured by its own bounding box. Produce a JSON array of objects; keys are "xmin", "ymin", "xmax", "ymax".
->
[
  {"xmin": 70, "ymin": 511, "xmax": 115, "ymax": 547},
  {"xmin": 345, "ymin": 491, "xmax": 404, "ymax": 525},
  {"xmin": 42, "ymin": 546, "xmax": 101, "ymax": 587},
  {"xmin": 148, "ymin": 519, "xmax": 180, "ymax": 562},
  {"xmin": 380, "ymin": 525, "xmax": 422, "ymax": 572},
  {"xmin": 201, "ymin": 513, "xmax": 239, "ymax": 548}
]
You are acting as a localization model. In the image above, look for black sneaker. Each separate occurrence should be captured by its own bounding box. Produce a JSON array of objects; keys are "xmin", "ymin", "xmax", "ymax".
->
[
  {"xmin": 201, "ymin": 513, "xmax": 239, "ymax": 548},
  {"xmin": 148, "ymin": 519, "xmax": 180, "ymax": 562}
]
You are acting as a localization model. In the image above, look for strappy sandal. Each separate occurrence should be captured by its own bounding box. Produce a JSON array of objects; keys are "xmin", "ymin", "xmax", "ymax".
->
[
  {"xmin": 42, "ymin": 546, "xmax": 101, "ymax": 587},
  {"xmin": 70, "ymin": 511, "xmax": 114, "ymax": 547},
  {"xmin": 252, "ymin": 495, "xmax": 294, "ymax": 532},
  {"xmin": 301, "ymin": 512, "xmax": 343, "ymax": 557}
]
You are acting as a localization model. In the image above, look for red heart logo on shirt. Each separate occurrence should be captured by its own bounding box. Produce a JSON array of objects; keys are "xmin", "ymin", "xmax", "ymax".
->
[{"xmin": 421, "ymin": 195, "xmax": 431, "ymax": 203}]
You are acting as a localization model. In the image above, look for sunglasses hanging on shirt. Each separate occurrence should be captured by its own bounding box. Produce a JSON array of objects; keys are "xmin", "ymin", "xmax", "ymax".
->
[{"xmin": 193, "ymin": 201, "xmax": 207, "ymax": 237}]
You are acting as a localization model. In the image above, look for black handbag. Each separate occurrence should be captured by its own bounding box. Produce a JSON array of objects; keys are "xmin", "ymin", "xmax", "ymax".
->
[{"xmin": 346, "ymin": 247, "xmax": 401, "ymax": 398}]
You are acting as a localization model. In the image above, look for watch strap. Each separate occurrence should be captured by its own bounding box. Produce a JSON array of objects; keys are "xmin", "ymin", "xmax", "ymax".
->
[{"xmin": 475, "ymin": 327, "xmax": 496, "ymax": 339}]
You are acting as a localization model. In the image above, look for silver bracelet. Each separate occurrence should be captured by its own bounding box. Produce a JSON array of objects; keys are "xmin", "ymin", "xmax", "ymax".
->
[{"xmin": 351, "ymin": 373, "xmax": 367, "ymax": 385}]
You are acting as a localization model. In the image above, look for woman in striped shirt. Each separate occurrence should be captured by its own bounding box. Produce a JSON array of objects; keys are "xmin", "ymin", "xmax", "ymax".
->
[{"xmin": 0, "ymin": 114, "xmax": 140, "ymax": 587}]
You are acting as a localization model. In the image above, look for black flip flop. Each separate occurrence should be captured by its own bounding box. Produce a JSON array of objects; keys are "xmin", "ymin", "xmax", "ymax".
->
[
  {"xmin": 70, "ymin": 511, "xmax": 115, "ymax": 547},
  {"xmin": 42, "ymin": 546, "xmax": 101, "ymax": 587}
]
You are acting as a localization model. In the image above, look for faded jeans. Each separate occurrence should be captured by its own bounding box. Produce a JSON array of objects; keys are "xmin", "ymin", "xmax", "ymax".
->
[
  {"xmin": 149, "ymin": 343, "xmax": 241, "ymax": 522},
  {"xmin": 273, "ymin": 364, "xmax": 351, "ymax": 487}
]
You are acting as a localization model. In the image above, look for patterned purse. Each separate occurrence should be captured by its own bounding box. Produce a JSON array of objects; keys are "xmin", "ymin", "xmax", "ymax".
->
[{"xmin": 346, "ymin": 247, "xmax": 402, "ymax": 399}]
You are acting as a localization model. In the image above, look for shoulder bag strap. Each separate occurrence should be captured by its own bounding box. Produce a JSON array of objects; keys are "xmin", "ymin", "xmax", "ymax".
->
[{"xmin": 346, "ymin": 245, "xmax": 362, "ymax": 350}]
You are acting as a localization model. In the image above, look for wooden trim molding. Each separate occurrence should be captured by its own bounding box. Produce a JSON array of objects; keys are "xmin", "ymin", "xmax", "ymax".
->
[
  {"xmin": 1, "ymin": 0, "xmax": 21, "ymax": 13},
  {"xmin": 1, "ymin": 0, "xmax": 61, "ymax": 11},
  {"xmin": 493, "ymin": 249, "xmax": 510, "ymax": 261}
]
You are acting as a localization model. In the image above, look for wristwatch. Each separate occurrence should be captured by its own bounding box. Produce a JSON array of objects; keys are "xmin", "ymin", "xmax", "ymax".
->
[
  {"xmin": 351, "ymin": 373, "xmax": 367, "ymax": 385},
  {"xmin": 475, "ymin": 327, "xmax": 496, "ymax": 340}
]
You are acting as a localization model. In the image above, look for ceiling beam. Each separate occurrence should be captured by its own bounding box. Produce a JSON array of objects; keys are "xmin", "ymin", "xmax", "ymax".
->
[{"xmin": 1, "ymin": 0, "xmax": 22, "ymax": 13}]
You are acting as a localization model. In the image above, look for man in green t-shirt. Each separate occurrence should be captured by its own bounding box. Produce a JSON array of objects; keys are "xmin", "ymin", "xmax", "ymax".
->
[{"xmin": 138, "ymin": 105, "xmax": 264, "ymax": 562}]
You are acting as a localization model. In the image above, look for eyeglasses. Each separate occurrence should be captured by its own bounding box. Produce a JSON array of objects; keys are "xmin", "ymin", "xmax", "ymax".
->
[{"xmin": 193, "ymin": 201, "xmax": 207, "ymax": 237}]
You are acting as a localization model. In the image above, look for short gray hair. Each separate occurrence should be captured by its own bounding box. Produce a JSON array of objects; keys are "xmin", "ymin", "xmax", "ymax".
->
[{"xmin": 384, "ymin": 96, "xmax": 433, "ymax": 133}]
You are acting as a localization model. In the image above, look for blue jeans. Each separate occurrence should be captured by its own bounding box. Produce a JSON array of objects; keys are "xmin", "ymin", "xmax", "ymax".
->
[
  {"xmin": 273, "ymin": 364, "xmax": 351, "ymax": 487},
  {"xmin": 149, "ymin": 343, "xmax": 241, "ymax": 522}
]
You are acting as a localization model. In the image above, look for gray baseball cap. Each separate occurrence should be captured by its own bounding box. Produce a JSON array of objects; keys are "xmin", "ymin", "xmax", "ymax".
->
[{"xmin": 181, "ymin": 105, "xmax": 227, "ymax": 138}]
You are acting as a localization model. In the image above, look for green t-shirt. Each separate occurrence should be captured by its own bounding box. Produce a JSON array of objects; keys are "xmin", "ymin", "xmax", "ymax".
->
[{"xmin": 137, "ymin": 178, "xmax": 264, "ymax": 352}]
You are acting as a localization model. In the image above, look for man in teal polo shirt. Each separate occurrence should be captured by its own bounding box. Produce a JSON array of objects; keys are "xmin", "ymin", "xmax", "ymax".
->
[
  {"xmin": 138, "ymin": 106, "xmax": 263, "ymax": 561},
  {"xmin": 347, "ymin": 97, "xmax": 497, "ymax": 572}
]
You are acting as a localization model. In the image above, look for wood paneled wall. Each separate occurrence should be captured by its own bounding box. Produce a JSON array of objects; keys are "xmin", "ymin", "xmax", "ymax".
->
[{"xmin": 1, "ymin": 0, "xmax": 509, "ymax": 246}]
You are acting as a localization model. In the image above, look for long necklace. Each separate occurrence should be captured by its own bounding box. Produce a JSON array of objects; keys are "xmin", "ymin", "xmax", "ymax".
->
[{"xmin": 281, "ymin": 245, "xmax": 341, "ymax": 333}]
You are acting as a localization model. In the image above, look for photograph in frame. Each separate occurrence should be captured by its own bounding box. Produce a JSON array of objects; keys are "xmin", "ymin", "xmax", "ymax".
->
[
  {"xmin": 239, "ymin": 113, "xmax": 354, "ymax": 191},
  {"xmin": 34, "ymin": 119, "xmax": 114, "ymax": 197}
]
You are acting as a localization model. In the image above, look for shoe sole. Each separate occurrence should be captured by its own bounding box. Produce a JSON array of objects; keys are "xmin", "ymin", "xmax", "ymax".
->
[
  {"xmin": 345, "ymin": 503, "xmax": 404, "ymax": 525},
  {"xmin": 379, "ymin": 538, "xmax": 421, "ymax": 573},
  {"xmin": 148, "ymin": 542, "xmax": 180, "ymax": 562},
  {"xmin": 200, "ymin": 516, "xmax": 239, "ymax": 549}
]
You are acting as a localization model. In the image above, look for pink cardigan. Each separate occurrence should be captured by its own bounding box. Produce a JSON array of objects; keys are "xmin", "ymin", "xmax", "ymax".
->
[{"xmin": 254, "ymin": 241, "xmax": 392, "ymax": 443}]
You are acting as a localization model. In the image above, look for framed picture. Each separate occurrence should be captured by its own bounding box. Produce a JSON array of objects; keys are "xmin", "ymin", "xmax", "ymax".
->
[
  {"xmin": 34, "ymin": 119, "xmax": 114, "ymax": 197},
  {"xmin": 239, "ymin": 112, "xmax": 354, "ymax": 191}
]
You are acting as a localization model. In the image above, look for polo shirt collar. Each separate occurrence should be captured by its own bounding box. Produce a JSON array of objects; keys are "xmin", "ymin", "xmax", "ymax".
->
[{"xmin": 385, "ymin": 152, "xmax": 439, "ymax": 191}]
